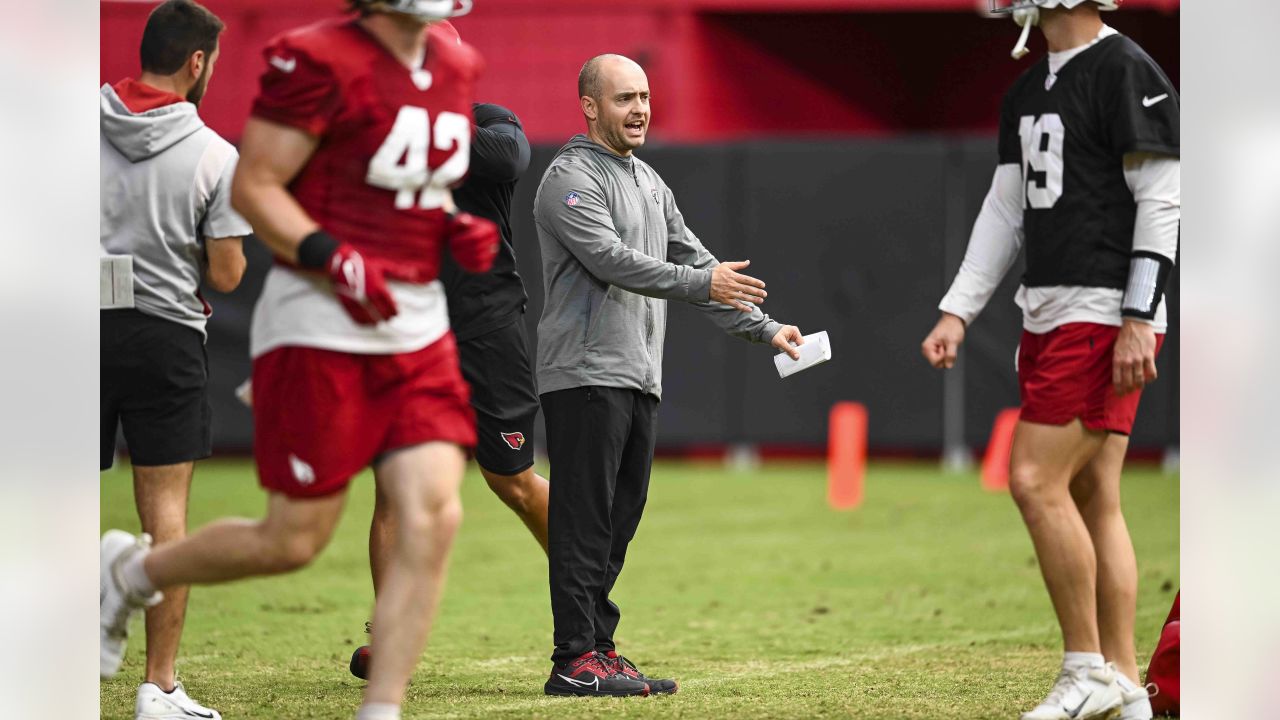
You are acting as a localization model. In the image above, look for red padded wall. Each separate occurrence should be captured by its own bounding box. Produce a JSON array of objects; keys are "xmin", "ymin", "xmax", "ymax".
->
[{"xmin": 101, "ymin": 0, "xmax": 1178, "ymax": 143}]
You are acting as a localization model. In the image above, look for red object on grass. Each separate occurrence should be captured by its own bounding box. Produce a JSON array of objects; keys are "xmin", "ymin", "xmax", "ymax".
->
[
  {"xmin": 827, "ymin": 402, "xmax": 867, "ymax": 510},
  {"xmin": 1147, "ymin": 592, "xmax": 1180, "ymax": 716},
  {"xmin": 981, "ymin": 408, "xmax": 1020, "ymax": 492}
]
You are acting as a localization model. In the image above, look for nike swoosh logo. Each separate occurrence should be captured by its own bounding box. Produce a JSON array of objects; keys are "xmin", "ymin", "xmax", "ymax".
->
[
  {"xmin": 181, "ymin": 709, "xmax": 215, "ymax": 719},
  {"xmin": 269, "ymin": 56, "xmax": 297, "ymax": 73},
  {"xmin": 1065, "ymin": 697, "xmax": 1088, "ymax": 717},
  {"xmin": 557, "ymin": 674, "xmax": 599, "ymax": 690},
  {"xmin": 1142, "ymin": 93, "xmax": 1169, "ymax": 107}
]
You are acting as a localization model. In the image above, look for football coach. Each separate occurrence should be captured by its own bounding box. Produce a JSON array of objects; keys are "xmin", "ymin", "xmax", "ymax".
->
[{"xmin": 533, "ymin": 53, "xmax": 803, "ymax": 697}]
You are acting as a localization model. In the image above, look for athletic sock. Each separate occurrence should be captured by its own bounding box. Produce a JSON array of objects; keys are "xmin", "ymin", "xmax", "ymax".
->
[
  {"xmin": 1062, "ymin": 651, "xmax": 1106, "ymax": 671},
  {"xmin": 121, "ymin": 551, "xmax": 157, "ymax": 597},
  {"xmin": 355, "ymin": 702, "xmax": 401, "ymax": 720}
]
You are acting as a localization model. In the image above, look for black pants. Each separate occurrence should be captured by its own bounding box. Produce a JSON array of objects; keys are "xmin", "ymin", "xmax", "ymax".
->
[{"xmin": 542, "ymin": 386, "xmax": 658, "ymax": 663}]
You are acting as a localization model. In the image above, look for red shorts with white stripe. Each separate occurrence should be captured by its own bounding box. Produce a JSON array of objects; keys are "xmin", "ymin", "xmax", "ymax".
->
[
  {"xmin": 251, "ymin": 332, "xmax": 476, "ymax": 498},
  {"xmin": 1017, "ymin": 322, "xmax": 1165, "ymax": 436}
]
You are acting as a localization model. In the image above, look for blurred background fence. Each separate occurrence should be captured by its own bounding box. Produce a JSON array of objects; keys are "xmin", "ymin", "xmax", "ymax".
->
[{"xmin": 101, "ymin": 0, "xmax": 1180, "ymax": 458}]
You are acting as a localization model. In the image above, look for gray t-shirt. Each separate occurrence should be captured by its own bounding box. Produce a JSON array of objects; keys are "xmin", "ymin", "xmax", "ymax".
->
[{"xmin": 100, "ymin": 82, "xmax": 252, "ymax": 337}]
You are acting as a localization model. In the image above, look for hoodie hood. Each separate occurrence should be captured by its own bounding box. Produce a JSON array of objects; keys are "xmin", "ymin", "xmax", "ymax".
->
[
  {"xmin": 556, "ymin": 134, "xmax": 635, "ymax": 172},
  {"xmin": 101, "ymin": 81, "xmax": 205, "ymax": 163}
]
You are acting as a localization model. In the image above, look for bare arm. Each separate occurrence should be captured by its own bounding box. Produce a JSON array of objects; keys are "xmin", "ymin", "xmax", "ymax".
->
[
  {"xmin": 204, "ymin": 236, "xmax": 246, "ymax": 293},
  {"xmin": 230, "ymin": 117, "xmax": 322, "ymax": 263}
]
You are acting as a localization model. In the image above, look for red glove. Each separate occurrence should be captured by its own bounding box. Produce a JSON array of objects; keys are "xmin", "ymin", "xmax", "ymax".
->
[
  {"xmin": 329, "ymin": 243, "xmax": 398, "ymax": 325},
  {"xmin": 446, "ymin": 211, "xmax": 500, "ymax": 273}
]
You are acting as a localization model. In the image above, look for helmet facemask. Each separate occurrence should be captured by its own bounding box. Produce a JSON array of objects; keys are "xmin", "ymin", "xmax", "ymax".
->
[{"xmin": 988, "ymin": 0, "xmax": 1121, "ymax": 60}]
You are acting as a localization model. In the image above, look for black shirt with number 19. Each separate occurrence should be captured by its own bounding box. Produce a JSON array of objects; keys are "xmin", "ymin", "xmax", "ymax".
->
[{"xmin": 997, "ymin": 33, "xmax": 1178, "ymax": 291}]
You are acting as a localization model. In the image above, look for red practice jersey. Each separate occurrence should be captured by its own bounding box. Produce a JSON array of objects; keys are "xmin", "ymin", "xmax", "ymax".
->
[
  {"xmin": 252, "ymin": 18, "xmax": 483, "ymax": 278},
  {"xmin": 247, "ymin": 18, "xmax": 484, "ymax": 358}
]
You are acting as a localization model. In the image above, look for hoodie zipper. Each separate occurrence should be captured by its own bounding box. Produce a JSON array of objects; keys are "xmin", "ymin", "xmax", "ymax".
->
[{"xmin": 630, "ymin": 160, "xmax": 656, "ymax": 391}]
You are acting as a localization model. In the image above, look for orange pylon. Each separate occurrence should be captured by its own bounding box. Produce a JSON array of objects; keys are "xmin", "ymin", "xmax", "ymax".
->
[
  {"xmin": 981, "ymin": 408, "xmax": 1020, "ymax": 492},
  {"xmin": 827, "ymin": 402, "xmax": 867, "ymax": 510}
]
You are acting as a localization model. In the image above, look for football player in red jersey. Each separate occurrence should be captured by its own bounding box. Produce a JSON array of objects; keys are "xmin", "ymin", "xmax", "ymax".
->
[
  {"xmin": 99, "ymin": 2, "xmax": 498, "ymax": 719},
  {"xmin": 922, "ymin": 2, "xmax": 1177, "ymax": 719}
]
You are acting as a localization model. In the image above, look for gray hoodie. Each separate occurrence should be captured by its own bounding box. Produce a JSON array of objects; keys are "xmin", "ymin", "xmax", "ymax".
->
[
  {"xmin": 100, "ymin": 82, "xmax": 251, "ymax": 336},
  {"xmin": 534, "ymin": 135, "xmax": 781, "ymax": 399}
]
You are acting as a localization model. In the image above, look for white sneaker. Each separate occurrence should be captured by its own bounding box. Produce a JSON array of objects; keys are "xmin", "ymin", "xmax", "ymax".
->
[
  {"xmin": 1118, "ymin": 683, "xmax": 1155, "ymax": 720},
  {"xmin": 136, "ymin": 681, "xmax": 221, "ymax": 720},
  {"xmin": 1020, "ymin": 663, "xmax": 1124, "ymax": 720},
  {"xmin": 101, "ymin": 530, "xmax": 162, "ymax": 679}
]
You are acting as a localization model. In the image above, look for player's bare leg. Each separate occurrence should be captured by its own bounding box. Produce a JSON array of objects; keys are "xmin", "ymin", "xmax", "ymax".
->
[
  {"xmin": 143, "ymin": 491, "xmax": 346, "ymax": 586},
  {"xmin": 368, "ymin": 466, "xmax": 547, "ymax": 593},
  {"xmin": 1070, "ymin": 433, "xmax": 1141, "ymax": 684},
  {"xmin": 481, "ymin": 467, "xmax": 549, "ymax": 553},
  {"xmin": 132, "ymin": 462, "xmax": 193, "ymax": 690},
  {"xmin": 363, "ymin": 442, "xmax": 465, "ymax": 706},
  {"xmin": 1009, "ymin": 419, "xmax": 1107, "ymax": 653},
  {"xmin": 369, "ymin": 483, "xmax": 394, "ymax": 594},
  {"xmin": 103, "ymin": 489, "xmax": 347, "ymax": 681}
]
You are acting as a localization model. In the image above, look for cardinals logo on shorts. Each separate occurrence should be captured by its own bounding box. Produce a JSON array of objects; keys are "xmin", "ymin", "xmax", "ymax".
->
[{"xmin": 500, "ymin": 431, "xmax": 526, "ymax": 450}]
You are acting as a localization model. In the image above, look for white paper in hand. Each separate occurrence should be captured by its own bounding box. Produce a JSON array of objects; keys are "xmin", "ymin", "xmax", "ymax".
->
[{"xmin": 773, "ymin": 331, "xmax": 832, "ymax": 379}]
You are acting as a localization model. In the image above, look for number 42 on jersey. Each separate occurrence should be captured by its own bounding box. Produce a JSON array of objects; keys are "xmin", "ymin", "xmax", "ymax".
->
[{"xmin": 366, "ymin": 106, "xmax": 470, "ymax": 210}]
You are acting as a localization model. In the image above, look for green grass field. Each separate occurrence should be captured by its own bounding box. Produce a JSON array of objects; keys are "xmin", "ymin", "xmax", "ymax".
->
[{"xmin": 100, "ymin": 459, "xmax": 1178, "ymax": 719}]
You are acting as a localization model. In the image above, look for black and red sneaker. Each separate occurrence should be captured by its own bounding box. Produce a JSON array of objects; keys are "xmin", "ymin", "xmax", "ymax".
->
[
  {"xmin": 602, "ymin": 650, "xmax": 678, "ymax": 694},
  {"xmin": 544, "ymin": 652, "xmax": 650, "ymax": 697},
  {"xmin": 349, "ymin": 645, "xmax": 370, "ymax": 680},
  {"xmin": 349, "ymin": 622, "xmax": 372, "ymax": 680}
]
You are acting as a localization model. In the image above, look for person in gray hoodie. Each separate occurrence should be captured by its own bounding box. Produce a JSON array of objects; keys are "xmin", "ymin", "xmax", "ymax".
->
[
  {"xmin": 534, "ymin": 54, "xmax": 803, "ymax": 697},
  {"xmin": 100, "ymin": 2, "xmax": 248, "ymax": 718}
]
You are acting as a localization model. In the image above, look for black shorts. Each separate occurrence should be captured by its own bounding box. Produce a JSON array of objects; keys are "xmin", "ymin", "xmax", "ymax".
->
[
  {"xmin": 457, "ymin": 317, "xmax": 539, "ymax": 476},
  {"xmin": 101, "ymin": 309, "xmax": 211, "ymax": 470}
]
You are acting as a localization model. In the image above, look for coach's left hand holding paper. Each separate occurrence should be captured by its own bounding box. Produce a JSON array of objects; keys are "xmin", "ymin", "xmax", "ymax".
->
[{"xmin": 771, "ymin": 324, "xmax": 804, "ymax": 360}]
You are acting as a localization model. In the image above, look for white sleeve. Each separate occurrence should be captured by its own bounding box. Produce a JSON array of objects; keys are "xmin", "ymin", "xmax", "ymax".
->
[
  {"xmin": 1121, "ymin": 153, "xmax": 1180, "ymax": 321},
  {"xmin": 938, "ymin": 163, "xmax": 1024, "ymax": 325},
  {"xmin": 1123, "ymin": 153, "xmax": 1180, "ymax": 258},
  {"xmin": 201, "ymin": 148, "xmax": 253, "ymax": 240}
]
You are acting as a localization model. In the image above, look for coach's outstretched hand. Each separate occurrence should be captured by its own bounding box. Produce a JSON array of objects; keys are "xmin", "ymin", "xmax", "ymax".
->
[
  {"xmin": 1113, "ymin": 318, "xmax": 1159, "ymax": 396},
  {"xmin": 329, "ymin": 244, "xmax": 398, "ymax": 325},
  {"xmin": 921, "ymin": 313, "xmax": 966, "ymax": 369},
  {"xmin": 771, "ymin": 325, "xmax": 804, "ymax": 360},
  {"xmin": 711, "ymin": 260, "xmax": 768, "ymax": 312}
]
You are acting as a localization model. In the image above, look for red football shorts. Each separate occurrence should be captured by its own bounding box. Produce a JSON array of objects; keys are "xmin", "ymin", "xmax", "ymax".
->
[
  {"xmin": 252, "ymin": 332, "xmax": 476, "ymax": 498},
  {"xmin": 1017, "ymin": 322, "xmax": 1166, "ymax": 436}
]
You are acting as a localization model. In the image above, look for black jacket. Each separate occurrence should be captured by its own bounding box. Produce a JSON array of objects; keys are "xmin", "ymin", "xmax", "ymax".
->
[{"xmin": 442, "ymin": 102, "xmax": 532, "ymax": 341}]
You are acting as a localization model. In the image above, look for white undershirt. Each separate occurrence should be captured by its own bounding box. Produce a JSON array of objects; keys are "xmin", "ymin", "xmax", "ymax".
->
[
  {"xmin": 938, "ymin": 25, "xmax": 1180, "ymax": 335},
  {"xmin": 249, "ymin": 266, "xmax": 451, "ymax": 358}
]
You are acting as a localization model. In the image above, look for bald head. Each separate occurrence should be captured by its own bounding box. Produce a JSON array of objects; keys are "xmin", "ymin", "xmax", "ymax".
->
[
  {"xmin": 578, "ymin": 53, "xmax": 650, "ymax": 156},
  {"xmin": 578, "ymin": 54, "xmax": 643, "ymax": 102}
]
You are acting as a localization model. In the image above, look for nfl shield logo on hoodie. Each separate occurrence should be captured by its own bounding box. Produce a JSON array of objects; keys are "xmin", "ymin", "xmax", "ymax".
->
[{"xmin": 564, "ymin": 191, "xmax": 580, "ymax": 207}]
